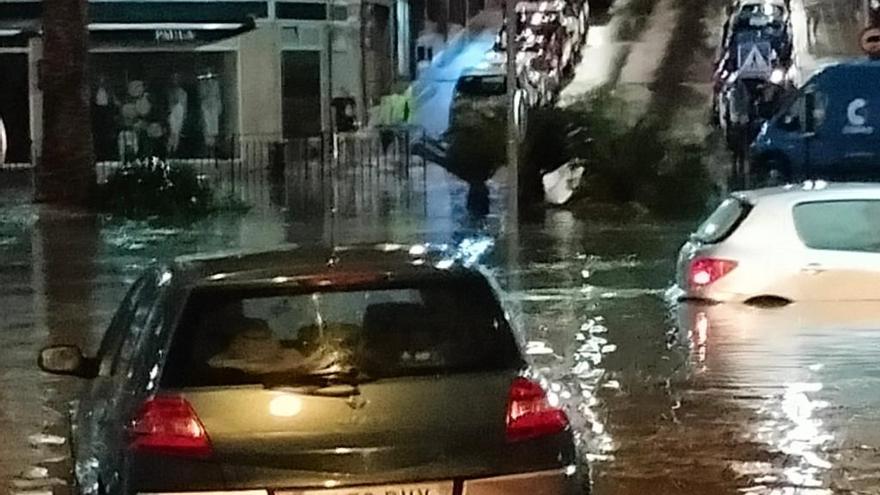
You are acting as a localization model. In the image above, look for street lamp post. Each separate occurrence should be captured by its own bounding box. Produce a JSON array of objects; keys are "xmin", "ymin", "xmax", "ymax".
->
[
  {"xmin": 326, "ymin": 0, "xmax": 335, "ymax": 137},
  {"xmin": 505, "ymin": 0, "xmax": 519, "ymax": 231}
]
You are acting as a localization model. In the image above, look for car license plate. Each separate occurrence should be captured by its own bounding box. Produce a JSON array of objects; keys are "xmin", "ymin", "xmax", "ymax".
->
[{"xmin": 287, "ymin": 481, "xmax": 454, "ymax": 495}]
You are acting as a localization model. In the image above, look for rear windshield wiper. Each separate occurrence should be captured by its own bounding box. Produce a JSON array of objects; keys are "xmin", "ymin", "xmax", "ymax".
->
[{"xmin": 259, "ymin": 366, "xmax": 374, "ymax": 396}]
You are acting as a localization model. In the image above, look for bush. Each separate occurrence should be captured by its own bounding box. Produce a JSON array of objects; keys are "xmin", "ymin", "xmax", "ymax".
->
[
  {"xmin": 445, "ymin": 118, "xmax": 507, "ymax": 184},
  {"xmin": 523, "ymin": 91, "xmax": 714, "ymax": 219},
  {"xmin": 642, "ymin": 143, "xmax": 715, "ymax": 219},
  {"xmin": 95, "ymin": 157, "xmax": 215, "ymax": 219}
]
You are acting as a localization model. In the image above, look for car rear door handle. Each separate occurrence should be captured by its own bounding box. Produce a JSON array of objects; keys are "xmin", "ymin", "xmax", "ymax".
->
[{"xmin": 801, "ymin": 263, "xmax": 825, "ymax": 274}]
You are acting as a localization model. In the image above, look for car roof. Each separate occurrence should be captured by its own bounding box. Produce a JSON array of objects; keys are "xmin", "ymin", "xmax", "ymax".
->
[
  {"xmin": 516, "ymin": 0, "xmax": 566, "ymax": 12},
  {"xmin": 733, "ymin": 181, "xmax": 880, "ymax": 206},
  {"xmin": 170, "ymin": 243, "xmax": 479, "ymax": 290},
  {"xmin": 807, "ymin": 58, "xmax": 880, "ymax": 79},
  {"xmin": 460, "ymin": 64, "xmax": 506, "ymax": 78},
  {"xmin": 737, "ymin": 0, "xmax": 786, "ymax": 8}
]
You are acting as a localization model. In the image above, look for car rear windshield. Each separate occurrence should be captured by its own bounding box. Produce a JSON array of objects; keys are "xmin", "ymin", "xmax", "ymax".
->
[
  {"xmin": 694, "ymin": 197, "xmax": 752, "ymax": 243},
  {"xmin": 455, "ymin": 75, "xmax": 506, "ymax": 97},
  {"xmin": 161, "ymin": 278, "xmax": 522, "ymax": 388},
  {"xmin": 793, "ymin": 200, "xmax": 880, "ymax": 252}
]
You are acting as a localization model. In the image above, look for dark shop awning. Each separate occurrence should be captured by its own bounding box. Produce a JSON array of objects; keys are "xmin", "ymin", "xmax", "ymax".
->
[
  {"xmin": 0, "ymin": 19, "xmax": 39, "ymax": 46},
  {"xmin": 88, "ymin": 19, "xmax": 257, "ymax": 47},
  {"xmin": 0, "ymin": 1, "xmax": 266, "ymax": 47}
]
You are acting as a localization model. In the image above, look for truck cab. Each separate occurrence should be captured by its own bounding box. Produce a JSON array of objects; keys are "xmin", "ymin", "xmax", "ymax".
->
[{"xmin": 751, "ymin": 60, "xmax": 880, "ymax": 181}]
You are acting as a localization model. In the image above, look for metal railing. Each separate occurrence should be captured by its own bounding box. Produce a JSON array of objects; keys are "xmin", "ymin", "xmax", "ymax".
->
[
  {"xmin": 0, "ymin": 127, "xmax": 431, "ymax": 219},
  {"xmin": 90, "ymin": 127, "xmax": 431, "ymax": 218}
]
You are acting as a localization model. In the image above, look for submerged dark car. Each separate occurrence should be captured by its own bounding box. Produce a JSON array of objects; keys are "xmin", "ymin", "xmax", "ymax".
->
[{"xmin": 39, "ymin": 244, "xmax": 585, "ymax": 495}]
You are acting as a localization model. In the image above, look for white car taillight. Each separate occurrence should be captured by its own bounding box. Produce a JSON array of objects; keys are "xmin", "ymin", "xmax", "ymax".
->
[{"xmin": 689, "ymin": 257, "xmax": 738, "ymax": 287}]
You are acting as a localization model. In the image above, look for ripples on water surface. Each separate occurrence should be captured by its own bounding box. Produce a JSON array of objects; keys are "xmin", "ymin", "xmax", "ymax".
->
[{"xmin": 2, "ymin": 206, "xmax": 880, "ymax": 494}]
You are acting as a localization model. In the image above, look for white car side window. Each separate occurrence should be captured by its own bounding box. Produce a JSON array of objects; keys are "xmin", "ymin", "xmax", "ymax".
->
[{"xmin": 793, "ymin": 200, "xmax": 880, "ymax": 252}]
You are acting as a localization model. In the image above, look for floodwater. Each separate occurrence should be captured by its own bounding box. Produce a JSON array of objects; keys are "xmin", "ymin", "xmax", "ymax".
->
[{"xmin": 2, "ymin": 177, "xmax": 880, "ymax": 495}]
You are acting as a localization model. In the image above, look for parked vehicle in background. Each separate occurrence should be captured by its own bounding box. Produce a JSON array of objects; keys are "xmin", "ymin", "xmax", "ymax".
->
[
  {"xmin": 676, "ymin": 182, "xmax": 880, "ymax": 304},
  {"xmin": 720, "ymin": 0, "xmax": 792, "ymax": 60},
  {"xmin": 491, "ymin": 0, "xmax": 590, "ymax": 106},
  {"xmin": 517, "ymin": 35, "xmax": 565, "ymax": 103},
  {"xmin": 449, "ymin": 64, "xmax": 531, "ymax": 132},
  {"xmin": 39, "ymin": 245, "xmax": 586, "ymax": 495},
  {"xmin": 751, "ymin": 60, "xmax": 880, "ymax": 181},
  {"xmin": 450, "ymin": 66, "xmax": 511, "ymax": 128},
  {"xmin": 717, "ymin": 73, "xmax": 791, "ymax": 158},
  {"xmin": 712, "ymin": 0, "xmax": 794, "ymax": 124},
  {"xmin": 516, "ymin": 0, "xmax": 589, "ymax": 76}
]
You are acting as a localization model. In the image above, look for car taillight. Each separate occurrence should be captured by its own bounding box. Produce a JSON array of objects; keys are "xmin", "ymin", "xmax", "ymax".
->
[
  {"xmin": 689, "ymin": 257, "xmax": 737, "ymax": 287},
  {"xmin": 506, "ymin": 377, "xmax": 569, "ymax": 442},
  {"xmin": 129, "ymin": 395, "xmax": 212, "ymax": 458}
]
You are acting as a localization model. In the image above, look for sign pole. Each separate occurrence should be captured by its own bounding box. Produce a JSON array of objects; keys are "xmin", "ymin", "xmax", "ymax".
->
[{"xmin": 505, "ymin": 0, "xmax": 519, "ymax": 232}]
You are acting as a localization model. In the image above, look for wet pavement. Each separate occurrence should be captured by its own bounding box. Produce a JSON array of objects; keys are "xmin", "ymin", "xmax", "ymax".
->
[
  {"xmin": 3, "ymin": 0, "xmax": 879, "ymax": 493},
  {"xmin": 4, "ymin": 180, "xmax": 880, "ymax": 494}
]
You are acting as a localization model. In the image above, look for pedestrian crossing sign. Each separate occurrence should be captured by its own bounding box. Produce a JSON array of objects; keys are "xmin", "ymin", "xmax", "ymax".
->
[{"xmin": 738, "ymin": 42, "xmax": 772, "ymax": 78}]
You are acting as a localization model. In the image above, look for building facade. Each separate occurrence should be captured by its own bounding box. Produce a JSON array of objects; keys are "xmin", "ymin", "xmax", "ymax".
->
[{"xmin": 0, "ymin": 0, "xmax": 416, "ymax": 165}]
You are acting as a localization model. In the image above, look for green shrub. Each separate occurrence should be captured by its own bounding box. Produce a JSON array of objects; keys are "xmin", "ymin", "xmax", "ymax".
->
[
  {"xmin": 445, "ymin": 118, "xmax": 507, "ymax": 184},
  {"xmin": 523, "ymin": 91, "xmax": 714, "ymax": 219},
  {"xmin": 643, "ymin": 143, "xmax": 715, "ymax": 219},
  {"xmin": 96, "ymin": 158, "xmax": 215, "ymax": 219}
]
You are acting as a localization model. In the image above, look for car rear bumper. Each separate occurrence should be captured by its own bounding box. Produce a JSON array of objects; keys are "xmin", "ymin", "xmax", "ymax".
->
[
  {"xmin": 139, "ymin": 467, "xmax": 585, "ymax": 495},
  {"xmin": 463, "ymin": 467, "xmax": 584, "ymax": 495},
  {"xmin": 140, "ymin": 492, "xmax": 268, "ymax": 495},
  {"xmin": 676, "ymin": 284, "xmax": 748, "ymax": 304}
]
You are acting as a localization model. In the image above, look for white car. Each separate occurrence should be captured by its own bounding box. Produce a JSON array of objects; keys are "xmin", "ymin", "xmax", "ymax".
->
[{"xmin": 676, "ymin": 181, "xmax": 880, "ymax": 303}]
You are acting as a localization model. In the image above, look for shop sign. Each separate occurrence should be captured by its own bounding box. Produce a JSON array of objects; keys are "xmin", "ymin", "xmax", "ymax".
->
[
  {"xmin": 737, "ymin": 42, "xmax": 772, "ymax": 79},
  {"xmin": 155, "ymin": 29, "xmax": 197, "ymax": 42}
]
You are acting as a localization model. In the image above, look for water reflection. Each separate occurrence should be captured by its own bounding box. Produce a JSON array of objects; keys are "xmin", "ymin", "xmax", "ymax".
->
[
  {"xmin": 34, "ymin": 211, "xmax": 99, "ymax": 346},
  {"xmin": 5, "ymin": 187, "xmax": 880, "ymax": 495},
  {"xmin": 678, "ymin": 302, "xmax": 880, "ymax": 494},
  {"xmin": 1, "ymin": 209, "xmax": 102, "ymax": 493}
]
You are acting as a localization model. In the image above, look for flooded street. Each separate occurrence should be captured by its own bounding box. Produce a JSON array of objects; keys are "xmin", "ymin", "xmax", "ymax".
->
[
  {"xmin": 500, "ymin": 215, "xmax": 880, "ymax": 494},
  {"xmin": 2, "ymin": 0, "xmax": 878, "ymax": 489},
  {"xmin": 3, "ymin": 185, "xmax": 880, "ymax": 495}
]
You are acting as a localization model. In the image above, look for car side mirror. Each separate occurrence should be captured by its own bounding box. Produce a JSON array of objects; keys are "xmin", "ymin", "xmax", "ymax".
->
[{"xmin": 38, "ymin": 345, "xmax": 97, "ymax": 378}]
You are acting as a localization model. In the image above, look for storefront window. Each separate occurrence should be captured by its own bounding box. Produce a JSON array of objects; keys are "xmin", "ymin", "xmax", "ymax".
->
[
  {"xmin": 0, "ymin": 54, "xmax": 30, "ymax": 164},
  {"xmin": 91, "ymin": 51, "xmax": 238, "ymax": 162},
  {"xmin": 282, "ymin": 50, "xmax": 321, "ymax": 138}
]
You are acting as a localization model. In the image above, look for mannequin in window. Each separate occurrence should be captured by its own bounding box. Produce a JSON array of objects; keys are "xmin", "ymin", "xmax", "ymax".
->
[
  {"xmin": 167, "ymin": 72, "xmax": 188, "ymax": 156},
  {"xmin": 198, "ymin": 69, "xmax": 223, "ymax": 153},
  {"xmin": 332, "ymin": 95, "xmax": 358, "ymax": 133},
  {"xmin": 93, "ymin": 74, "xmax": 118, "ymax": 160}
]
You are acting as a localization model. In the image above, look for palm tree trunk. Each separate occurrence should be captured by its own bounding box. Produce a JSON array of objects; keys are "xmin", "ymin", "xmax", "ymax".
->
[{"xmin": 36, "ymin": 0, "xmax": 95, "ymax": 206}]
